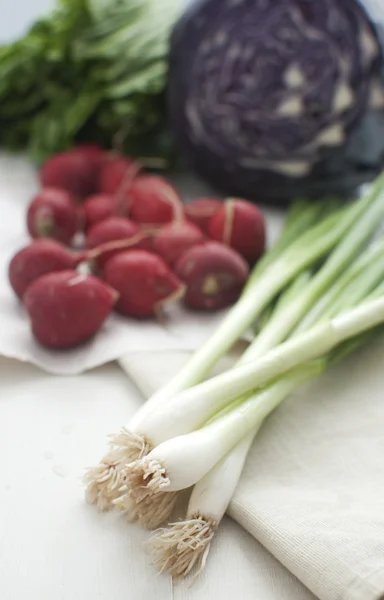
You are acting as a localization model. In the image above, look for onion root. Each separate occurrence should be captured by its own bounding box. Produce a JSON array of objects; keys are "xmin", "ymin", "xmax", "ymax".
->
[
  {"xmin": 84, "ymin": 430, "xmax": 152, "ymax": 511},
  {"xmin": 147, "ymin": 515, "xmax": 216, "ymax": 579}
]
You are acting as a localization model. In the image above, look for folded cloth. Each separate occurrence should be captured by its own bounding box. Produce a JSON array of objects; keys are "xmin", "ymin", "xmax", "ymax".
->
[{"xmin": 119, "ymin": 336, "xmax": 384, "ymax": 600}]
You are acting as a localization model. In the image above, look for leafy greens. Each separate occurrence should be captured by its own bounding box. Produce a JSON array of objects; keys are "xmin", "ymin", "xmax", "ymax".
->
[{"xmin": 0, "ymin": 0, "xmax": 181, "ymax": 162}]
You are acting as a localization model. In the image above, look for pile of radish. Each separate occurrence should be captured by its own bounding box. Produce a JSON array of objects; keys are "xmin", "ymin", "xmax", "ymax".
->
[{"xmin": 8, "ymin": 145, "xmax": 266, "ymax": 350}]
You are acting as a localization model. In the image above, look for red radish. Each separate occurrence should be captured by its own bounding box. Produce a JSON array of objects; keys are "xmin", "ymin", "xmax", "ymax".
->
[
  {"xmin": 129, "ymin": 175, "xmax": 184, "ymax": 226},
  {"xmin": 76, "ymin": 144, "xmax": 104, "ymax": 160},
  {"xmin": 184, "ymin": 197, "xmax": 222, "ymax": 233},
  {"xmin": 86, "ymin": 216, "xmax": 140, "ymax": 248},
  {"xmin": 174, "ymin": 242, "xmax": 249, "ymax": 311},
  {"xmin": 27, "ymin": 188, "xmax": 79, "ymax": 244},
  {"xmin": 40, "ymin": 145, "xmax": 104, "ymax": 199},
  {"xmin": 208, "ymin": 198, "xmax": 266, "ymax": 265},
  {"xmin": 24, "ymin": 271, "xmax": 117, "ymax": 349},
  {"xmin": 8, "ymin": 239, "xmax": 80, "ymax": 299},
  {"xmin": 85, "ymin": 216, "xmax": 150, "ymax": 267},
  {"xmin": 83, "ymin": 194, "xmax": 117, "ymax": 230},
  {"xmin": 153, "ymin": 221, "xmax": 206, "ymax": 267},
  {"xmin": 103, "ymin": 250, "xmax": 185, "ymax": 318},
  {"xmin": 98, "ymin": 154, "xmax": 137, "ymax": 196}
]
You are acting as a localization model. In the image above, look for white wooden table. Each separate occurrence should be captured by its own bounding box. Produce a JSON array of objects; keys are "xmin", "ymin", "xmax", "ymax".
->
[{"xmin": 0, "ymin": 355, "xmax": 314, "ymax": 600}]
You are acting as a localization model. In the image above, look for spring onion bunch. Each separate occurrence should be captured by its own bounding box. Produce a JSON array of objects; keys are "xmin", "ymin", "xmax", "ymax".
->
[
  {"xmin": 85, "ymin": 173, "xmax": 384, "ymax": 506},
  {"xmin": 84, "ymin": 197, "xmax": 335, "ymax": 510},
  {"xmin": 147, "ymin": 260, "xmax": 384, "ymax": 577},
  {"xmin": 85, "ymin": 172, "xmax": 384, "ymax": 576}
]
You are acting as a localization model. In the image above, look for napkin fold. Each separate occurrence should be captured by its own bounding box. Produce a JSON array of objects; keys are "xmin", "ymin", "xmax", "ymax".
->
[{"xmin": 119, "ymin": 337, "xmax": 384, "ymax": 600}]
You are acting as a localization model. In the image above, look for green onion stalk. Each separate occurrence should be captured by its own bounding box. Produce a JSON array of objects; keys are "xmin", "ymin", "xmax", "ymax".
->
[
  {"xmin": 131, "ymin": 174, "xmax": 384, "ymax": 414},
  {"xmin": 84, "ymin": 197, "xmax": 334, "ymax": 510},
  {"xmin": 85, "ymin": 173, "xmax": 384, "ymax": 516},
  {"xmin": 124, "ymin": 295, "xmax": 384, "ymax": 492},
  {"xmin": 146, "ymin": 249, "xmax": 384, "ymax": 578}
]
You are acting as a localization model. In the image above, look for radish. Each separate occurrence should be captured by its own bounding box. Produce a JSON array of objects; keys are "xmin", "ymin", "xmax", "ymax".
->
[
  {"xmin": 83, "ymin": 194, "xmax": 117, "ymax": 230},
  {"xmin": 40, "ymin": 145, "xmax": 104, "ymax": 199},
  {"xmin": 129, "ymin": 175, "xmax": 184, "ymax": 226},
  {"xmin": 86, "ymin": 216, "xmax": 150, "ymax": 268},
  {"xmin": 184, "ymin": 197, "xmax": 222, "ymax": 233},
  {"xmin": 99, "ymin": 154, "xmax": 137, "ymax": 196},
  {"xmin": 8, "ymin": 239, "xmax": 80, "ymax": 299},
  {"xmin": 174, "ymin": 242, "xmax": 249, "ymax": 311},
  {"xmin": 208, "ymin": 198, "xmax": 266, "ymax": 265},
  {"xmin": 27, "ymin": 188, "xmax": 80, "ymax": 244},
  {"xmin": 86, "ymin": 217, "xmax": 141, "ymax": 249},
  {"xmin": 76, "ymin": 144, "xmax": 104, "ymax": 161},
  {"xmin": 153, "ymin": 221, "xmax": 206, "ymax": 267},
  {"xmin": 103, "ymin": 250, "xmax": 185, "ymax": 318},
  {"xmin": 24, "ymin": 271, "xmax": 117, "ymax": 349}
]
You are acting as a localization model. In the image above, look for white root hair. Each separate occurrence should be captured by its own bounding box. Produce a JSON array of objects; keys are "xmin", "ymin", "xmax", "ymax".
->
[
  {"xmin": 111, "ymin": 456, "xmax": 176, "ymax": 529},
  {"xmin": 114, "ymin": 486, "xmax": 179, "ymax": 530},
  {"xmin": 120, "ymin": 457, "xmax": 171, "ymax": 502},
  {"xmin": 147, "ymin": 515, "xmax": 216, "ymax": 579},
  {"xmin": 84, "ymin": 430, "xmax": 152, "ymax": 511}
]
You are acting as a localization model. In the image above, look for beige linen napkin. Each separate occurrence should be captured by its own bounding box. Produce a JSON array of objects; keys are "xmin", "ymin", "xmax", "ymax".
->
[{"xmin": 119, "ymin": 336, "xmax": 384, "ymax": 600}]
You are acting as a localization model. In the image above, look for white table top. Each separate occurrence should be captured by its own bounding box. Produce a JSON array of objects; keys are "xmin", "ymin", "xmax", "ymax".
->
[{"xmin": 0, "ymin": 355, "xmax": 314, "ymax": 600}]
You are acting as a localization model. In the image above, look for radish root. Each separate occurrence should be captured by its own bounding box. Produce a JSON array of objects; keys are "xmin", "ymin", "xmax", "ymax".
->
[
  {"xmin": 223, "ymin": 199, "xmax": 235, "ymax": 246},
  {"xmin": 147, "ymin": 515, "xmax": 216, "ymax": 578},
  {"xmin": 116, "ymin": 161, "xmax": 141, "ymax": 215},
  {"xmin": 85, "ymin": 231, "xmax": 152, "ymax": 261}
]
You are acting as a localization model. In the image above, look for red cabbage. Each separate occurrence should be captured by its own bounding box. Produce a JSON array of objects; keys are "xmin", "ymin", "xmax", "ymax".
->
[{"xmin": 169, "ymin": 0, "xmax": 384, "ymax": 202}]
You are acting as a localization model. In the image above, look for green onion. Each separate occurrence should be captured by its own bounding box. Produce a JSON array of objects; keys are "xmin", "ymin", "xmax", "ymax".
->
[
  {"xmin": 133, "ymin": 272, "xmax": 317, "ymax": 530},
  {"xmin": 83, "ymin": 173, "xmax": 384, "ymax": 581},
  {"xmin": 125, "ymin": 361, "xmax": 325, "ymax": 496},
  {"xmin": 85, "ymin": 174, "xmax": 384, "ymax": 518},
  {"xmin": 147, "ymin": 427, "xmax": 258, "ymax": 579},
  {"xmin": 145, "ymin": 366, "xmax": 320, "ymax": 578},
  {"xmin": 119, "ymin": 209, "xmax": 384, "ymax": 529},
  {"xmin": 83, "ymin": 196, "xmax": 339, "ymax": 510},
  {"xmin": 296, "ymin": 237, "xmax": 384, "ymax": 332},
  {"xmin": 146, "ymin": 239, "xmax": 384, "ymax": 573},
  {"xmin": 131, "ymin": 173, "xmax": 384, "ymax": 422},
  {"xmin": 124, "ymin": 294, "xmax": 384, "ymax": 500}
]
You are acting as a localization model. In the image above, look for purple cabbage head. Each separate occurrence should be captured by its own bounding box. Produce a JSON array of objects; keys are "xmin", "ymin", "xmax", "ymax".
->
[{"xmin": 169, "ymin": 0, "xmax": 384, "ymax": 202}]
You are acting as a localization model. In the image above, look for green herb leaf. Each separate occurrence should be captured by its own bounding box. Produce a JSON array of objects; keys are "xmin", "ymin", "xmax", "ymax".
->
[{"xmin": 0, "ymin": 0, "xmax": 181, "ymax": 162}]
